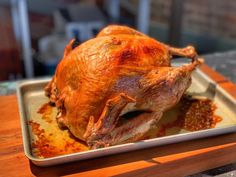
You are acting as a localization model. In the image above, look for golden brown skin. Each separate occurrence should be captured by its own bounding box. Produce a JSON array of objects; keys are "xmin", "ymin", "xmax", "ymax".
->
[
  {"xmin": 96, "ymin": 25, "xmax": 145, "ymax": 37},
  {"xmin": 45, "ymin": 25, "xmax": 203, "ymax": 148}
]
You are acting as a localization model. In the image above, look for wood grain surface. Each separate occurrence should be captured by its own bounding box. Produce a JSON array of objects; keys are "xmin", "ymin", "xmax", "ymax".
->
[{"xmin": 0, "ymin": 64, "xmax": 236, "ymax": 177}]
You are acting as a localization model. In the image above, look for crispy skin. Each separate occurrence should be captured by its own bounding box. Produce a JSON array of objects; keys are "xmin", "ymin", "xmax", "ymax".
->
[
  {"xmin": 45, "ymin": 25, "xmax": 203, "ymax": 148},
  {"xmin": 97, "ymin": 25, "xmax": 145, "ymax": 37}
]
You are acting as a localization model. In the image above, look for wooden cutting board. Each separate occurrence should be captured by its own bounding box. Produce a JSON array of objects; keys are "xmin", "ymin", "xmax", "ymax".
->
[{"xmin": 0, "ymin": 64, "xmax": 236, "ymax": 177}]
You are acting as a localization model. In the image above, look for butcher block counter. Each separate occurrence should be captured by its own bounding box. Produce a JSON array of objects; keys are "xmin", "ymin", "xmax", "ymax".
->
[{"xmin": 1, "ymin": 51, "xmax": 236, "ymax": 177}]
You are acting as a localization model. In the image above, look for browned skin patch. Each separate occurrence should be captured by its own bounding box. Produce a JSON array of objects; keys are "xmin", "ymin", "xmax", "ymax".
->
[
  {"xmin": 118, "ymin": 49, "xmax": 136, "ymax": 65},
  {"xmin": 121, "ymin": 50, "xmax": 133, "ymax": 59},
  {"xmin": 111, "ymin": 37, "xmax": 122, "ymax": 45},
  {"xmin": 143, "ymin": 46, "xmax": 163, "ymax": 58}
]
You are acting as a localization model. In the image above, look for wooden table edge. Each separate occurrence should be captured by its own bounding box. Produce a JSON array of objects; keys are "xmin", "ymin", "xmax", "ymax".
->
[{"xmin": 199, "ymin": 64, "xmax": 236, "ymax": 98}]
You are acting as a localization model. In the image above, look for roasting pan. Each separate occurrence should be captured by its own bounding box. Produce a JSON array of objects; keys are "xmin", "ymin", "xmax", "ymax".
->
[{"xmin": 17, "ymin": 66, "xmax": 236, "ymax": 166}]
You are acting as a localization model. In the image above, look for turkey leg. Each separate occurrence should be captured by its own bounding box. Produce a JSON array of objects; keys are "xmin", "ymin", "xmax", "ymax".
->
[
  {"xmin": 84, "ymin": 93, "xmax": 135, "ymax": 142},
  {"xmin": 89, "ymin": 111, "xmax": 163, "ymax": 149},
  {"xmin": 168, "ymin": 45, "xmax": 204, "ymax": 63}
]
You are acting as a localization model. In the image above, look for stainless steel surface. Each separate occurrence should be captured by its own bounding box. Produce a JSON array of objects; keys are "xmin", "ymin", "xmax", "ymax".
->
[{"xmin": 17, "ymin": 68, "xmax": 236, "ymax": 166}]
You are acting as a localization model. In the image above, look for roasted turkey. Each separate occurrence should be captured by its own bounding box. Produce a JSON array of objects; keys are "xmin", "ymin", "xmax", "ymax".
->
[{"xmin": 45, "ymin": 25, "xmax": 203, "ymax": 149}]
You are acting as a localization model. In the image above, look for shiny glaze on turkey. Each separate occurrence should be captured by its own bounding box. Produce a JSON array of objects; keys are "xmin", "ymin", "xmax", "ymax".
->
[{"xmin": 45, "ymin": 25, "xmax": 203, "ymax": 148}]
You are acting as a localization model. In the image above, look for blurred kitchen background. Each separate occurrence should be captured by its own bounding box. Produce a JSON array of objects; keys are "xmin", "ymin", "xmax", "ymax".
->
[{"xmin": 1, "ymin": 0, "xmax": 236, "ymax": 81}]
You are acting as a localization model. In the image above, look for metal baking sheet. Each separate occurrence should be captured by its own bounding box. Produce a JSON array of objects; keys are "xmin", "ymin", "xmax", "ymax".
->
[{"xmin": 17, "ymin": 68, "xmax": 236, "ymax": 166}]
